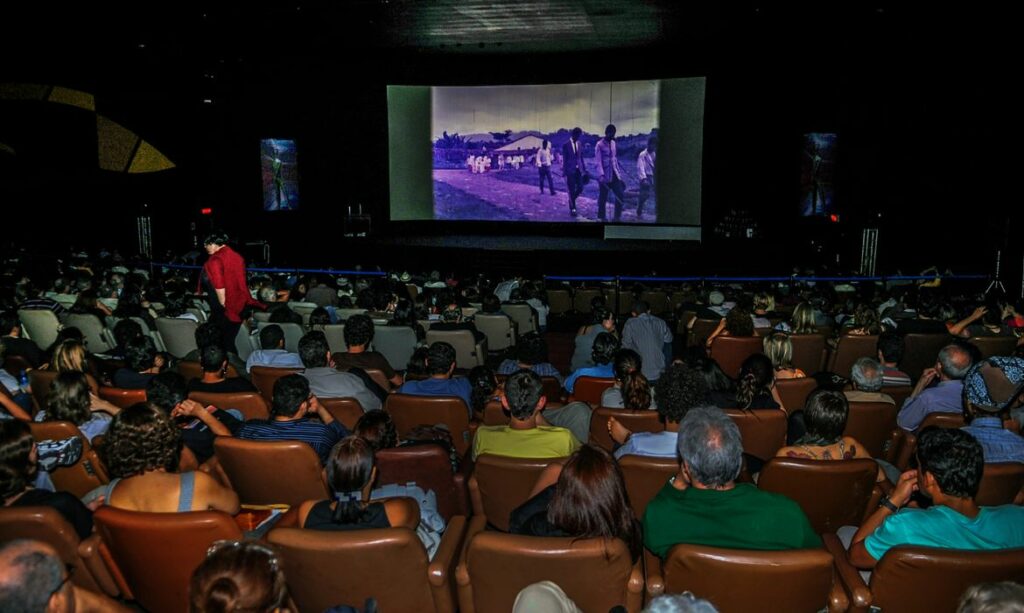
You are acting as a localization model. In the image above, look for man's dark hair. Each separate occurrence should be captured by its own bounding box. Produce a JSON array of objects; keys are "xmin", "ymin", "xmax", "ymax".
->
[
  {"xmin": 591, "ymin": 332, "xmax": 620, "ymax": 365},
  {"xmin": 505, "ymin": 369, "xmax": 544, "ymax": 420},
  {"xmin": 571, "ymin": 127, "xmax": 582, "ymax": 139},
  {"xmin": 203, "ymin": 230, "xmax": 229, "ymax": 246},
  {"xmin": 0, "ymin": 541, "xmax": 65, "ymax": 613},
  {"xmin": 200, "ymin": 344, "xmax": 227, "ymax": 373},
  {"xmin": 516, "ymin": 332, "xmax": 548, "ymax": 366},
  {"xmin": 877, "ymin": 331, "xmax": 905, "ymax": 364},
  {"xmin": 271, "ymin": 374, "xmax": 310, "ymax": 418},
  {"xmin": 259, "ymin": 324, "xmax": 285, "ymax": 350},
  {"xmin": 0, "ymin": 311, "xmax": 19, "ymax": 335},
  {"xmin": 916, "ymin": 427, "xmax": 984, "ymax": 499},
  {"xmin": 426, "ymin": 342, "xmax": 457, "ymax": 375},
  {"xmin": 297, "ymin": 331, "xmax": 330, "ymax": 368},
  {"xmin": 647, "ymin": 135, "xmax": 658, "ymax": 151},
  {"xmin": 146, "ymin": 371, "xmax": 188, "ymax": 413},
  {"xmin": 604, "ymin": 124, "xmax": 616, "ymax": 137},
  {"xmin": 632, "ymin": 300, "xmax": 650, "ymax": 315},
  {"xmin": 653, "ymin": 364, "xmax": 709, "ymax": 424},
  {"xmin": 124, "ymin": 336, "xmax": 156, "ymax": 371},
  {"xmin": 481, "ymin": 293, "xmax": 502, "ymax": 314},
  {"xmin": 193, "ymin": 322, "xmax": 221, "ymax": 351},
  {"xmin": 343, "ymin": 314, "xmax": 374, "ymax": 348},
  {"xmin": 112, "ymin": 318, "xmax": 144, "ymax": 349}
]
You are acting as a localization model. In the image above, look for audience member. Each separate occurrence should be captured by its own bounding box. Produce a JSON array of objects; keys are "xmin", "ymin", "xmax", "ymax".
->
[
  {"xmin": 960, "ymin": 357, "xmax": 1024, "ymax": 464},
  {"xmin": 957, "ymin": 582, "xmax": 1024, "ymax": 613},
  {"xmin": 333, "ymin": 314, "xmax": 403, "ymax": 387},
  {"xmin": 571, "ymin": 307, "xmax": 616, "ymax": 372},
  {"xmin": 898, "ymin": 344, "xmax": 973, "ymax": 431},
  {"xmin": 298, "ymin": 332, "xmax": 382, "ymax": 412},
  {"xmin": 845, "ymin": 357, "xmax": 896, "ymax": 405},
  {"xmin": 245, "ymin": 324, "xmax": 304, "ymax": 372},
  {"xmin": 0, "ymin": 540, "xmax": 131, "ymax": 613},
  {"xmin": 36, "ymin": 371, "xmax": 120, "ymax": 442},
  {"xmin": 187, "ymin": 344, "xmax": 258, "ymax": 394},
  {"xmin": 0, "ymin": 310, "xmax": 43, "ymax": 367},
  {"xmin": 622, "ymin": 301, "xmax": 673, "ymax": 382},
  {"xmin": 431, "ymin": 304, "xmax": 485, "ymax": 344},
  {"xmin": 609, "ymin": 363, "xmax": 708, "ymax": 459},
  {"xmin": 498, "ymin": 332, "xmax": 564, "ymax": 385},
  {"xmin": 398, "ymin": 342, "xmax": 473, "ymax": 413},
  {"xmin": 112, "ymin": 335, "xmax": 160, "ymax": 389},
  {"xmin": 709, "ymin": 354, "xmax": 783, "ymax": 411},
  {"xmin": 565, "ymin": 332, "xmax": 619, "ymax": 394},
  {"xmin": 763, "ymin": 332, "xmax": 806, "ymax": 379},
  {"xmin": 146, "ymin": 372, "xmax": 240, "ymax": 464},
  {"xmin": 601, "ymin": 349, "xmax": 656, "ymax": 410},
  {"xmin": 877, "ymin": 331, "xmax": 912, "ymax": 387},
  {"xmin": 190, "ymin": 540, "xmax": 290, "ymax": 613}
]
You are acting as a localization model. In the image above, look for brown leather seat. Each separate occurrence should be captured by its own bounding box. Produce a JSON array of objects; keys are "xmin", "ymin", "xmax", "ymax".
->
[
  {"xmin": 93, "ymin": 506, "xmax": 243, "ymax": 613},
  {"xmin": 481, "ymin": 399, "xmax": 507, "ymax": 426},
  {"xmin": 456, "ymin": 529, "xmax": 643, "ymax": 613},
  {"xmin": 377, "ymin": 445, "xmax": 467, "ymax": 519},
  {"xmin": 469, "ymin": 454, "xmax": 564, "ymax": 532},
  {"xmin": 825, "ymin": 536, "xmax": 1024, "ymax": 613},
  {"xmin": 97, "ymin": 386, "xmax": 146, "ymax": 409},
  {"xmin": 976, "ymin": 462, "xmax": 1024, "ymax": 506},
  {"xmin": 318, "ymin": 396, "xmax": 365, "ymax": 430},
  {"xmin": 178, "ymin": 360, "xmax": 241, "ymax": 382},
  {"xmin": 250, "ymin": 365, "xmax": 301, "ymax": 403},
  {"xmin": 362, "ymin": 367, "xmax": 393, "ymax": 392},
  {"xmin": 386, "ymin": 393, "xmax": 477, "ymax": 457},
  {"xmin": 647, "ymin": 543, "xmax": 845, "ymax": 613},
  {"xmin": 28, "ymin": 369, "xmax": 58, "ymax": 414},
  {"xmin": 27, "ymin": 420, "xmax": 109, "ymax": 498},
  {"xmin": 775, "ymin": 377, "xmax": 819, "ymax": 413},
  {"xmin": 828, "ymin": 335, "xmax": 879, "ymax": 379},
  {"xmin": 618, "ymin": 454, "xmax": 678, "ymax": 518},
  {"xmin": 213, "ymin": 437, "xmax": 329, "ymax": 507},
  {"xmin": 589, "ymin": 407, "xmax": 664, "ymax": 451},
  {"xmin": 883, "ymin": 385, "xmax": 913, "ymax": 409},
  {"xmin": 901, "ymin": 333, "xmax": 951, "ymax": 382},
  {"xmin": 188, "ymin": 390, "xmax": 270, "ymax": 421},
  {"xmin": 688, "ymin": 318, "xmax": 720, "ymax": 348},
  {"xmin": 969, "ymin": 336, "xmax": 1019, "ymax": 359},
  {"xmin": 723, "ymin": 408, "xmax": 787, "ymax": 461},
  {"xmin": 570, "ymin": 375, "xmax": 615, "ymax": 405},
  {"xmin": 2, "ymin": 353, "xmax": 32, "ymax": 378},
  {"xmin": 709, "ymin": 335, "xmax": 764, "ymax": 379},
  {"xmin": 790, "ymin": 334, "xmax": 828, "ymax": 374},
  {"xmin": 844, "ymin": 401, "xmax": 901, "ymax": 461},
  {"xmin": 268, "ymin": 516, "xmax": 468, "ymax": 613},
  {"xmin": 894, "ymin": 411, "xmax": 965, "ymax": 469},
  {"xmin": 0, "ymin": 506, "xmax": 118, "ymax": 596},
  {"xmin": 758, "ymin": 457, "xmax": 880, "ymax": 534}
]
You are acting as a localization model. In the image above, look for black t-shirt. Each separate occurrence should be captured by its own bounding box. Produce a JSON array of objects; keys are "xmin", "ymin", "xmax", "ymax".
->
[
  {"xmin": 9, "ymin": 489, "xmax": 93, "ymax": 539},
  {"xmin": 187, "ymin": 378, "xmax": 258, "ymax": 394},
  {"xmin": 180, "ymin": 409, "xmax": 245, "ymax": 464},
  {"xmin": 509, "ymin": 485, "xmax": 566, "ymax": 538},
  {"xmin": 2, "ymin": 336, "xmax": 44, "ymax": 368},
  {"xmin": 113, "ymin": 369, "xmax": 155, "ymax": 390},
  {"xmin": 895, "ymin": 319, "xmax": 950, "ymax": 335}
]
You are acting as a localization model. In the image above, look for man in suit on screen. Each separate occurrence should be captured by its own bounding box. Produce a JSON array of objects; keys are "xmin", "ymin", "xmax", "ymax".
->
[{"xmin": 561, "ymin": 127, "xmax": 585, "ymax": 217}]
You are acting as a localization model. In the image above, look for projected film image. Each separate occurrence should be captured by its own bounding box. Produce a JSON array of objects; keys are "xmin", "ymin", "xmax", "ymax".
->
[
  {"xmin": 432, "ymin": 81, "xmax": 659, "ymax": 223},
  {"xmin": 261, "ymin": 138, "xmax": 299, "ymax": 211},
  {"xmin": 800, "ymin": 133, "xmax": 837, "ymax": 217}
]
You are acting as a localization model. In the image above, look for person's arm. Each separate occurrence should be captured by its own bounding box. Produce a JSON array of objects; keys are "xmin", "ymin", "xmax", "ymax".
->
[
  {"xmin": 948, "ymin": 306, "xmax": 986, "ymax": 337},
  {"xmin": 528, "ymin": 462, "xmax": 564, "ymax": 498},
  {"xmin": 383, "ymin": 497, "xmax": 419, "ymax": 530},
  {"xmin": 705, "ymin": 318, "xmax": 727, "ymax": 349},
  {"xmin": 89, "ymin": 394, "xmax": 122, "ymax": 416},
  {"xmin": 848, "ymin": 469, "xmax": 917, "ymax": 569},
  {"xmin": 72, "ymin": 586, "xmax": 134, "ymax": 613},
  {"xmin": 307, "ymin": 394, "xmax": 335, "ymax": 425},
  {"xmin": 896, "ymin": 368, "xmax": 938, "ymax": 431},
  {"xmin": 197, "ymin": 471, "xmax": 241, "ymax": 514},
  {"xmin": 172, "ymin": 399, "xmax": 232, "ymax": 437},
  {"xmin": 0, "ymin": 392, "xmax": 31, "ymax": 420}
]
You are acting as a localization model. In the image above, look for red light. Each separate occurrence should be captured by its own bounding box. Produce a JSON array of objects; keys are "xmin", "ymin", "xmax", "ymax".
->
[
  {"xmin": 200, "ymin": 208, "xmax": 212, "ymax": 215},
  {"xmin": 829, "ymin": 214, "xmax": 839, "ymax": 223}
]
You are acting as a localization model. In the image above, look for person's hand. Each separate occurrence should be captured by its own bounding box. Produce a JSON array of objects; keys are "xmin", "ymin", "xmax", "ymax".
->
[
  {"xmin": 86, "ymin": 496, "xmax": 106, "ymax": 512},
  {"xmin": 916, "ymin": 368, "xmax": 939, "ymax": 390},
  {"xmin": 607, "ymin": 417, "xmax": 632, "ymax": 445},
  {"xmin": 307, "ymin": 394, "xmax": 324, "ymax": 416},
  {"xmin": 970, "ymin": 306, "xmax": 988, "ymax": 321},
  {"xmin": 890, "ymin": 470, "xmax": 919, "ymax": 507},
  {"xmin": 602, "ymin": 319, "xmax": 616, "ymax": 332},
  {"xmin": 154, "ymin": 354, "xmax": 167, "ymax": 370},
  {"xmin": 171, "ymin": 399, "xmax": 207, "ymax": 419}
]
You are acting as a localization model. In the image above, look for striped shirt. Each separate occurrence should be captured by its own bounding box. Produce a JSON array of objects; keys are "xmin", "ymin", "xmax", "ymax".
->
[
  {"xmin": 237, "ymin": 418, "xmax": 349, "ymax": 464},
  {"xmin": 497, "ymin": 360, "xmax": 564, "ymax": 386},
  {"xmin": 881, "ymin": 366, "xmax": 912, "ymax": 388},
  {"xmin": 622, "ymin": 313, "xmax": 674, "ymax": 382},
  {"xmin": 962, "ymin": 418, "xmax": 1024, "ymax": 464},
  {"xmin": 18, "ymin": 298, "xmax": 66, "ymax": 316}
]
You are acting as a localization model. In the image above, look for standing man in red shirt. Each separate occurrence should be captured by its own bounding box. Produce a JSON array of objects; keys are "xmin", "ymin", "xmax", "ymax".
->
[{"xmin": 201, "ymin": 231, "xmax": 264, "ymax": 352}]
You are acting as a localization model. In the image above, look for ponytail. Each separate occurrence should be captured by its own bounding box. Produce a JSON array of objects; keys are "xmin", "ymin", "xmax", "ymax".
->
[{"xmin": 621, "ymin": 371, "xmax": 652, "ymax": 411}]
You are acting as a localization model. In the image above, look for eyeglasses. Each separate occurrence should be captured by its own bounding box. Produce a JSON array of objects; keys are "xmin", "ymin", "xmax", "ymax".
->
[
  {"xmin": 206, "ymin": 540, "xmax": 281, "ymax": 575},
  {"xmin": 49, "ymin": 563, "xmax": 75, "ymax": 599}
]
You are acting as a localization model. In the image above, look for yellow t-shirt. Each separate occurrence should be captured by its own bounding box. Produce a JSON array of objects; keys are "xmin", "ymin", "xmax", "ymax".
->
[{"xmin": 471, "ymin": 425, "xmax": 580, "ymax": 460}]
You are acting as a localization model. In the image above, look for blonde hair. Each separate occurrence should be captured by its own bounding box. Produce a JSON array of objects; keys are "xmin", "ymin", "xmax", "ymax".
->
[
  {"xmin": 791, "ymin": 303, "xmax": 817, "ymax": 335},
  {"xmin": 763, "ymin": 332, "xmax": 794, "ymax": 370},
  {"xmin": 753, "ymin": 292, "xmax": 774, "ymax": 313},
  {"xmin": 51, "ymin": 340, "xmax": 87, "ymax": 374}
]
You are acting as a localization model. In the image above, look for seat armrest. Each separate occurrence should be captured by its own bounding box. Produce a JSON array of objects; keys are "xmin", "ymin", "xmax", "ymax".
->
[
  {"xmin": 627, "ymin": 555, "xmax": 645, "ymax": 612},
  {"xmin": 828, "ymin": 577, "xmax": 850, "ymax": 613},
  {"xmin": 77, "ymin": 534, "xmax": 120, "ymax": 598},
  {"xmin": 428, "ymin": 515, "xmax": 467, "ymax": 587},
  {"xmin": 822, "ymin": 533, "xmax": 871, "ymax": 613},
  {"xmin": 882, "ymin": 428, "xmax": 903, "ymax": 464},
  {"xmin": 894, "ymin": 431, "xmax": 917, "ymax": 471},
  {"xmin": 643, "ymin": 548, "xmax": 664, "ymax": 598}
]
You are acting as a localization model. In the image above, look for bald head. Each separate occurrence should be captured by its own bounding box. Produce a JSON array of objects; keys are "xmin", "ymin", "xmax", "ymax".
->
[
  {"xmin": 938, "ymin": 344, "xmax": 973, "ymax": 381},
  {"xmin": 0, "ymin": 540, "xmax": 70, "ymax": 613}
]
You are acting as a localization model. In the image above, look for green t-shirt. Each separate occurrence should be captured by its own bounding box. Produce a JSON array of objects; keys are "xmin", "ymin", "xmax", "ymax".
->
[
  {"xmin": 642, "ymin": 481, "xmax": 820, "ymax": 558},
  {"xmin": 865, "ymin": 504, "xmax": 1024, "ymax": 561},
  {"xmin": 471, "ymin": 425, "xmax": 580, "ymax": 460}
]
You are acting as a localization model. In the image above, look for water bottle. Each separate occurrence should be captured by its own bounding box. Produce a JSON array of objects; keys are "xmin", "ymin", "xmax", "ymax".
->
[{"xmin": 18, "ymin": 370, "xmax": 30, "ymax": 394}]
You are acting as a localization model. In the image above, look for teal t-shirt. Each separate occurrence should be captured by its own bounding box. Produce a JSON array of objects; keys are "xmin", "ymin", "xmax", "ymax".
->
[
  {"xmin": 642, "ymin": 481, "xmax": 821, "ymax": 558},
  {"xmin": 865, "ymin": 504, "xmax": 1024, "ymax": 561}
]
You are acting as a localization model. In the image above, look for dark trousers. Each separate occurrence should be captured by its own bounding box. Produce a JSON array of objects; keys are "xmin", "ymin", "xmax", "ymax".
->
[
  {"xmin": 211, "ymin": 310, "xmax": 242, "ymax": 354},
  {"xmin": 597, "ymin": 176, "xmax": 626, "ymax": 220},
  {"xmin": 565, "ymin": 169, "xmax": 584, "ymax": 212},
  {"xmin": 538, "ymin": 166, "xmax": 555, "ymax": 194},
  {"xmin": 638, "ymin": 176, "xmax": 654, "ymax": 216}
]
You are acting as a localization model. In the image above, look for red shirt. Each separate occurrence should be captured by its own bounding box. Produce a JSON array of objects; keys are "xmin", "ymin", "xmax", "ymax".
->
[{"xmin": 201, "ymin": 245, "xmax": 262, "ymax": 323}]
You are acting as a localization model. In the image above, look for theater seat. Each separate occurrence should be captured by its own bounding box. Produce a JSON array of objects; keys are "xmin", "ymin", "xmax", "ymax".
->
[
  {"xmin": 828, "ymin": 335, "xmax": 879, "ymax": 380},
  {"xmin": 844, "ymin": 401, "xmax": 901, "ymax": 462},
  {"xmin": 178, "ymin": 360, "xmax": 241, "ymax": 382},
  {"xmin": 758, "ymin": 457, "xmax": 880, "ymax": 534},
  {"xmin": 268, "ymin": 516, "xmax": 467, "ymax": 613},
  {"xmin": 618, "ymin": 454, "xmax": 678, "ymax": 519},
  {"xmin": 319, "ymin": 396, "xmax": 365, "ymax": 430},
  {"xmin": 969, "ymin": 336, "xmax": 1019, "ymax": 359},
  {"xmin": 97, "ymin": 386, "xmax": 146, "ymax": 409},
  {"xmin": 153, "ymin": 317, "xmax": 198, "ymax": 359},
  {"xmin": 377, "ymin": 444, "xmax": 467, "ymax": 520},
  {"xmin": 588, "ymin": 407, "xmax": 664, "ymax": 451},
  {"xmin": 569, "ymin": 376, "xmax": 615, "ymax": 405},
  {"xmin": 93, "ymin": 507, "xmax": 243, "ymax": 613},
  {"xmin": 28, "ymin": 369, "xmax": 59, "ymax": 414},
  {"xmin": 723, "ymin": 408, "xmax": 787, "ymax": 461},
  {"xmin": 469, "ymin": 454, "xmax": 563, "ymax": 532},
  {"xmin": 775, "ymin": 376, "xmax": 819, "ymax": 413},
  {"xmin": 456, "ymin": 528, "xmax": 643, "ymax": 613},
  {"xmin": 28, "ymin": 420, "xmax": 109, "ymax": 498},
  {"xmin": 709, "ymin": 335, "xmax": 764, "ymax": 379},
  {"xmin": 249, "ymin": 365, "xmax": 300, "ymax": 403},
  {"xmin": 188, "ymin": 390, "xmax": 270, "ymax": 421},
  {"xmin": 213, "ymin": 437, "xmax": 329, "ymax": 507},
  {"xmin": 975, "ymin": 462, "xmax": 1024, "ymax": 507},
  {"xmin": 386, "ymin": 393, "xmax": 477, "ymax": 457},
  {"xmin": 825, "ymin": 535, "xmax": 1024, "ymax": 613},
  {"xmin": 894, "ymin": 412, "xmax": 965, "ymax": 469},
  {"xmin": 646, "ymin": 543, "xmax": 845, "ymax": 613},
  {"xmin": 0, "ymin": 507, "xmax": 119, "ymax": 597},
  {"xmin": 790, "ymin": 334, "xmax": 827, "ymax": 375},
  {"xmin": 475, "ymin": 314, "xmax": 516, "ymax": 352}
]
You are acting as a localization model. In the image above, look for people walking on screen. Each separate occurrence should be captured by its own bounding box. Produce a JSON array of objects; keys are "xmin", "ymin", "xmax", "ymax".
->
[
  {"xmin": 637, "ymin": 136, "xmax": 657, "ymax": 219},
  {"xmin": 536, "ymin": 139, "xmax": 556, "ymax": 196},
  {"xmin": 561, "ymin": 127, "xmax": 586, "ymax": 217},
  {"xmin": 595, "ymin": 123, "xmax": 627, "ymax": 222}
]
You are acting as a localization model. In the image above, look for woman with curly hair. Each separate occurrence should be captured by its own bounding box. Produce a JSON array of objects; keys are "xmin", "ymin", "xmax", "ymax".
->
[
  {"xmin": 704, "ymin": 305, "xmax": 757, "ymax": 350},
  {"xmin": 35, "ymin": 371, "xmax": 121, "ymax": 442},
  {"xmin": 509, "ymin": 444, "xmax": 642, "ymax": 563},
  {"xmin": 93, "ymin": 403, "xmax": 238, "ymax": 513},
  {"xmin": 843, "ymin": 303, "xmax": 883, "ymax": 336}
]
